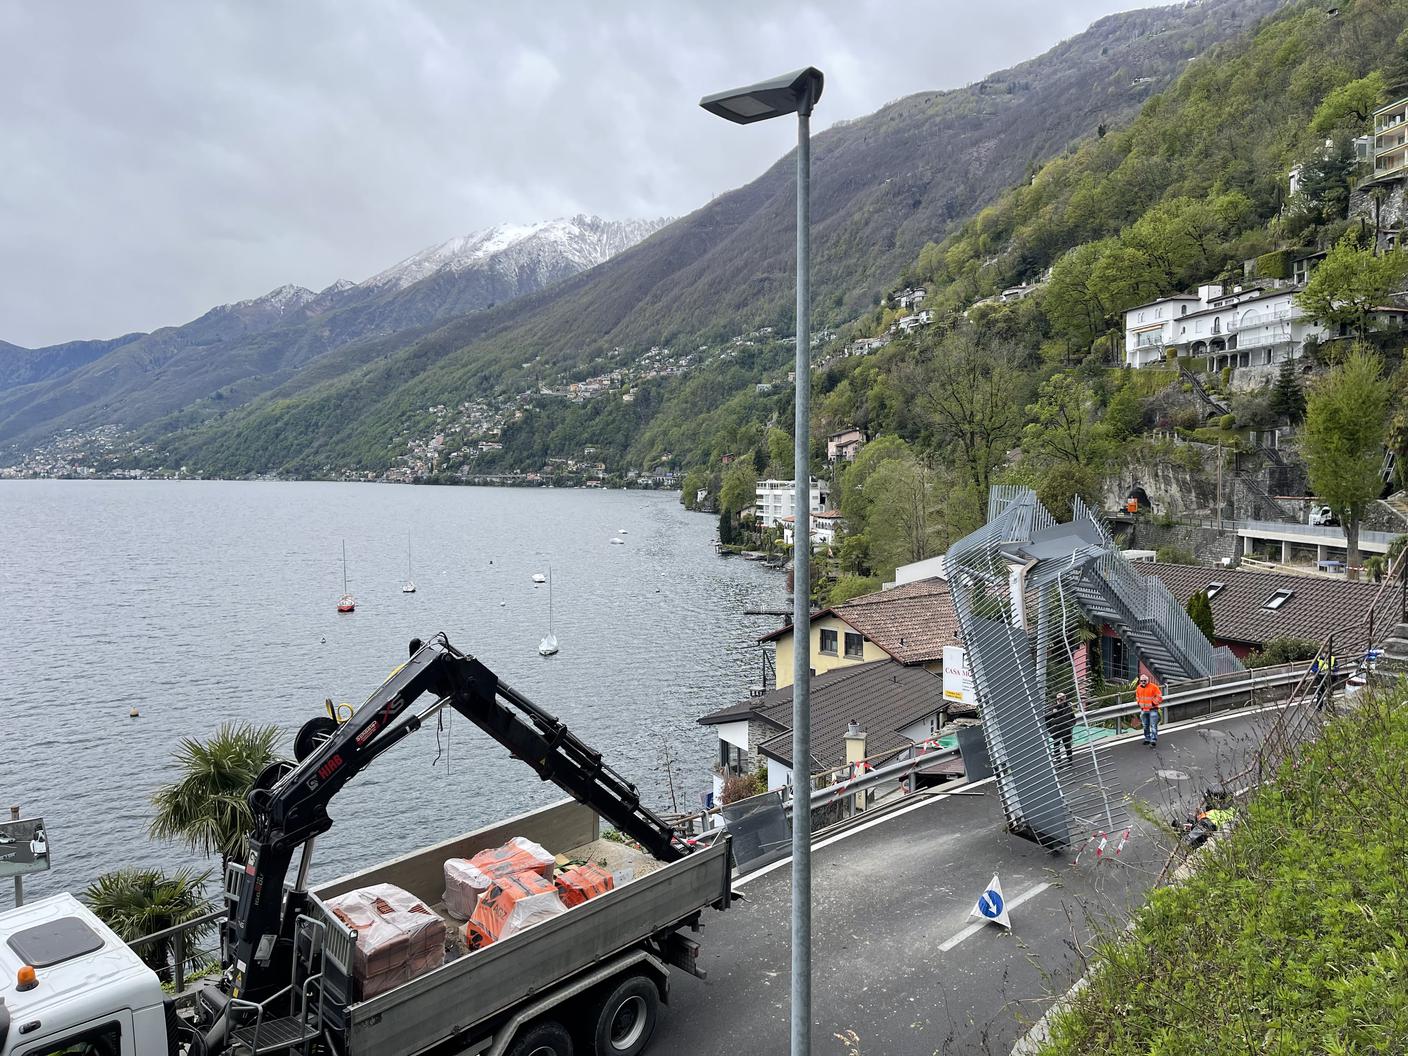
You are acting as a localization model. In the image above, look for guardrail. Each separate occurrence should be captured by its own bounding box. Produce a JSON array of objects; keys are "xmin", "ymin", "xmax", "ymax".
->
[
  {"xmin": 131, "ymin": 906, "xmax": 225, "ymax": 999},
  {"xmin": 1239, "ymin": 518, "xmax": 1402, "ymax": 547}
]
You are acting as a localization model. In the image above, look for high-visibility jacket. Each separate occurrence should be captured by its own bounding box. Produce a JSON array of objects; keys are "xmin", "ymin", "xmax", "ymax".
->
[{"xmin": 1135, "ymin": 681, "xmax": 1163, "ymax": 711}]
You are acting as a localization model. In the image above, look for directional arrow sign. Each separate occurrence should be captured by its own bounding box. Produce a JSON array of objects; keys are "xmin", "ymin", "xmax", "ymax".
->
[{"xmin": 970, "ymin": 873, "xmax": 1011, "ymax": 929}]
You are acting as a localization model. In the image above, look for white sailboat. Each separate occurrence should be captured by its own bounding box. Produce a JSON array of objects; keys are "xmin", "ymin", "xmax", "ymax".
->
[
  {"xmin": 538, "ymin": 567, "xmax": 559, "ymax": 657},
  {"xmin": 337, "ymin": 540, "xmax": 356, "ymax": 613},
  {"xmin": 402, "ymin": 535, "xmax": 417, "ymax": 593}
]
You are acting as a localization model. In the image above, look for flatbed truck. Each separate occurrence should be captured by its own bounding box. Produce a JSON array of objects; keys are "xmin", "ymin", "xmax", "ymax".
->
[{"xmin": 0, "ymin": 635, "xmax": 731, "ymax": 1056}]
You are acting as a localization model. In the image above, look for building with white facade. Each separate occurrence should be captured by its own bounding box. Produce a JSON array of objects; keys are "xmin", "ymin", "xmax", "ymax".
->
[
  {"xmin": 1370, "ymin": 94, "xmax": 1408, "ymax": 185},
  {"xmin": 755, "ymin": 478, "xmax": 832, "ymax": 528},
  {"xmin": 1123, "ymin": 283, "xmax": 1329, "ymax": 372}
]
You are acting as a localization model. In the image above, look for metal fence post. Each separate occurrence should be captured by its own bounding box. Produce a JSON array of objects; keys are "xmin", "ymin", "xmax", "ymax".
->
[
  {"xmin": 9, "ymin": 805, "xmax": 20, "ymax": 908},
  {"xmin": 174, "ymin": 927, "xmax": 185, "ymax": 994}
]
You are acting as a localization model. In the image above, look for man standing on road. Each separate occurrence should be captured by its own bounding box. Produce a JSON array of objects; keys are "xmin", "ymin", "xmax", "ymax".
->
[
  {"xmin": 1136, "ymin": 673, "xmax": 1163, "ymax": 747},
  {"xmin": 1046, "ymin": 691, "xmax": 1076, "ymax": 763}
]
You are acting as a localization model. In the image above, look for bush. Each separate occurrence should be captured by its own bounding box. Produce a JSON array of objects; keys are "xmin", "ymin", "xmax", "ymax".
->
[
  {"xmin": 1155, "ymin": 545, "xmax": 1196, "ymax": 564},
  {"xmin": 827, "ymin": 574, "xmax": 882, "ymax": 606},
  {"xmin": 721, "ymin": 770, "xmax": 766, "ymax": 804},
  {"xmin": 1244, "ymin": 635, "xmax": 1320, "ymax": 668},
  {"xmin": 1219, "ymin": 412, "xmax": 1236, "ymax": 431},
  {"xmin": 1254, "ymin": 248, "xmax": 1292, "ymax": 279}
]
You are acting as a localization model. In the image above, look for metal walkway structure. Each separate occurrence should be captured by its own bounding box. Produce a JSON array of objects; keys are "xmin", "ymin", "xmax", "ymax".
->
[{"xmin": 944, "ymin": 487, "xmax": 1244, "ymax": 848}]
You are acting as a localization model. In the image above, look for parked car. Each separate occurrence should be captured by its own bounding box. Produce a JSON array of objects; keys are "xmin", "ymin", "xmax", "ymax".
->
[{"xmin": 1308, "ymin": 504, "xmax": 1338, "ymax": 527}]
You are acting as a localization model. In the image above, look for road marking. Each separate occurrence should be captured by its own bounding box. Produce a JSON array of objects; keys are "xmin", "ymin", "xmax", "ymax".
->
[
  {"xmin": 938, "ymin": 882, "xmax": 1053, "ymax": 951},
  {"xmin": 731, "ymin": 698, "xmax": 1292, "ymax": 889}
]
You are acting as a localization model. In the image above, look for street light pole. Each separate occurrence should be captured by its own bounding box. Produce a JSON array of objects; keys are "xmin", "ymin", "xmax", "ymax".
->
[
  {"xmin": 700, "ymin": 67, "xmax": 823, "ymax": 1056},
  {"xmin": 789, "ymin": 97, "xmax": 813, "ymax": 1056}
]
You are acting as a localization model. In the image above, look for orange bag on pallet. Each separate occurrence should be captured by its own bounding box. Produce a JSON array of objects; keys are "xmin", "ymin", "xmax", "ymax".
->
[
  {"xmin": 469, "ymin": 837, "xmax": 554, "ymax": 881},
  {"xmin": 554, "ymin": 863, "xmax": 614, "ymax": 908},
  {"xmin": 463, "ymin": 871, "xmax": 566, "ymax": 952}
]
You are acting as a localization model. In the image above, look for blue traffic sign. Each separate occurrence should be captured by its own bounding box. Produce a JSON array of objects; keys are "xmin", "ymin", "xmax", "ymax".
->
[{"xmin": 978, "ymin": 888, "xmax": 1004, "ymax": 919}]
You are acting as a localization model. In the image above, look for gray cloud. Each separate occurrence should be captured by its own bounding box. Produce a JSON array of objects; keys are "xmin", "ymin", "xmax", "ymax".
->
[{"xmin": 1, "ymin": 0, "xmax": 1171, "ymax": 346}]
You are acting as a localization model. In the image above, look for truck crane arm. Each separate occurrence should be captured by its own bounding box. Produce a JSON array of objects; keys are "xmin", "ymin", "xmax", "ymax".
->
[{"xmin": 226, "ymin": 633, "xmax": 684, "ymax": 1004}]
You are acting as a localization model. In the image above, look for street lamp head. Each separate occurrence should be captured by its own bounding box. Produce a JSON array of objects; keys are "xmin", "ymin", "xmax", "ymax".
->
[{"xmin": 699, "ymin": 66, "xmax": 824, "ymax": 124}]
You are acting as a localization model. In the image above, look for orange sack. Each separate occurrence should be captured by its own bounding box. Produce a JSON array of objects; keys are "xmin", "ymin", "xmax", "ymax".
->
[
  {"xmin": 464, "ymin": 870, "xmax": 567, "ymax": 952},
  {"xmin": 554, "ymin": 863, "xmax": 614, "ymax": 908}
]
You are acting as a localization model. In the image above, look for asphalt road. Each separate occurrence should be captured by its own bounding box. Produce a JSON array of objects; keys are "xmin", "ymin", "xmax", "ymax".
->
[{"xmin": 652, "ymin": 704, "xmax": 1282, "ymax": 1056}]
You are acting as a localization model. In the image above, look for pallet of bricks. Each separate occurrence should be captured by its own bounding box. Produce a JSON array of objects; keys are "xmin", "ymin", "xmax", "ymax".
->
[{"xmin": 444, "ymin": 836, "xmax": 618, "ymax": 951}]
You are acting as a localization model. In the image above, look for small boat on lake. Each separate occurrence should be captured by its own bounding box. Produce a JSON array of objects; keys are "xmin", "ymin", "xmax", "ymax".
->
[
  {"xmin": 402, "ymin": 535, "xmax": 417, "ymax": 593},
  {"xmin": 337, "ymin": 540, "xmax": 356, "ymax": 613},
  {"xmin": 539, "ymin": 567, "xmax": 559, "ymax": 657},
  {"xmin": 532, "ymin": 572, "xmax": 547, "ymax": 584}
]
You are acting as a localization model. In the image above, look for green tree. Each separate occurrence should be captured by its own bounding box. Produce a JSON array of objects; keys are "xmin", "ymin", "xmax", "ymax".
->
[
  {"xmin": 1303, "ymin": 347, "xmax": 1391, "ymax": 578},
  {"xmin": 920, "ymin": 329, "xmax": 1028, "ymax": 492},
  {"xmin": 837, "ymin": 434, "xmax": 912, "ymax": 525},
  {"xmin": 765, "ymin": 426, "xmax": 794, "ymax": 480},
  {"xmin": 718, "ymin": 461, "xmax": 757, "ymax": 516},
  {"xmin": 1186, "ymin": 589, "xmax": 1215, "ymax": 643},
  {"xmin": 718, "ymin": 510, "xmax": 736, "ymax": 546},
  {"xmin": 1308, "ymin": 72, "xmax": 1384, "ymax": 138},
  {"xmin": 1035, "ymin": 462, "xmax": 1103, "ymax": 521},
  {"xmin": 1023, "ymin": 373, "xmax": 1111, "ymax": 469},
  {"xmin": 1103, "ymin": 383, "xmax": 1144, "ymax": 441},
  {"xmin": 680, "ymin": 466, "xmax": 709, "ymax": 510},
  {"xmin": 1297, "ymin": 237, "xmax": 1408, "ymax": 335},
  {"xmin": 83, "ymin": 867, "xmax": 212, "ymax": 977},
  {"xmin": 864, "ymin": 455, "xmax": 945, "ymax": 577},
  {"xmin": 1294, "ymin": 135, "xmax": 1358, "ymax": 227},
  {"xmin": 1268, "ymin": 359, "xmax": 1306, "ymax": 425},
  {"xmin": 826, "ymin": 575, "xmax": 882, "ymax": 606},
  {"xmin": 150, "ymin": 722, "xmax": 284, "ymax": 871}
]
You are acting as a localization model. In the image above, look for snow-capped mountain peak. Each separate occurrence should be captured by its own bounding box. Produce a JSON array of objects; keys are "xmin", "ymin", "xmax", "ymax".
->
[
  {"xmin": 362, "ymin": 214, "xmax": 670, "ymax": 292},
  {"xmin": 231, "ymin": 283, "xmax": 317, "ymax": 314}
]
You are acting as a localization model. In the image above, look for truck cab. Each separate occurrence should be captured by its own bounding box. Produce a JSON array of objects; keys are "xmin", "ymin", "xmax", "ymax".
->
[{"xmin": 0, "ymin": 895, "xmax": 173, "ymax": 1056}]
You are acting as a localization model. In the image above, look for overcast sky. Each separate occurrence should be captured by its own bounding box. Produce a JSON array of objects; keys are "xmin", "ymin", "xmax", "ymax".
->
[{"xmin": 1, "ymin": 1, "xmax": 1174, "ymax": 347}]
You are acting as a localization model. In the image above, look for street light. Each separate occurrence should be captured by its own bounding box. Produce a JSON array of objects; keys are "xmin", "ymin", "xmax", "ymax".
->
[{"xmin": 702, "ymin": 65, "xmax": 823, "ymax": 1056}]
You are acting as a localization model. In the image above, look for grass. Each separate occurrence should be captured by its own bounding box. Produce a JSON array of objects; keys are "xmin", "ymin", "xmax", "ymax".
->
[{"xmin": 1039, "ymin": 680, "xmax": 1408, "ymax": 1055}]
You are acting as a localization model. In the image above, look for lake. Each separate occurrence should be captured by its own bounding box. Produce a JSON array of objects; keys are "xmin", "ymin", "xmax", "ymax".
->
[{"xmin": 0, "ymin": 480, "xmax": 786, "ymax": 899}]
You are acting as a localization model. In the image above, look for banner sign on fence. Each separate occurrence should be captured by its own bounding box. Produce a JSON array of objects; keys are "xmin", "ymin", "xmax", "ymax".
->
[{"xmin": 943, "ymin": 645, "xmax": 975, "ymax": 707}]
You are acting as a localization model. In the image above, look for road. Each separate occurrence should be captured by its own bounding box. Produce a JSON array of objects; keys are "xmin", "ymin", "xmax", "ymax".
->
[{"xmin": 653, "ymin": 704, "xmax": 1282, "ymax": 1056}]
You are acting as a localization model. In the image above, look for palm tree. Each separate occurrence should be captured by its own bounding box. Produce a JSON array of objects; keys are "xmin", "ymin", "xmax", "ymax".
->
[
  {"xmin": 149, "ymin": 721, "xmax": 283, "ymax": 872},
  {"xmin": 83, "ymin": 867, "xmax": 212, "ymax": 978}
]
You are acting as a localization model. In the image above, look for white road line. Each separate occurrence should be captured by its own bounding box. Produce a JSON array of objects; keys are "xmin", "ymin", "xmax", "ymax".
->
[
  {"xmin": 937, "ymin": 882, "xmax": 1053, "ymax": 952},
  {"xmin": 730, "ymin": 698, "xmax": 1291, "ymax": 889}
]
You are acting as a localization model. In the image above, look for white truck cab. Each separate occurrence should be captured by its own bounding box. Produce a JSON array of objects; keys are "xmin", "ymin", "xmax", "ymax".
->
[{"xmin": 0, "ymin": 895, "xmax": 171, "ymax": 1056}]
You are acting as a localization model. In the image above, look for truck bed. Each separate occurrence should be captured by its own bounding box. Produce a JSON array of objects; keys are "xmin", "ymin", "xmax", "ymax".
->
[{"xmin": 309, "ymin": 799, "xmax": 730, "ymax": 1056}]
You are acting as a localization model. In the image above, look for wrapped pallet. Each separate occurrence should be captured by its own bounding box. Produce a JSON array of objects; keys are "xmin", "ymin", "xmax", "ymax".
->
[
  {"xmin": 554, "ymin": 863, "xmax": 614, "ymax": 909},
  {"xmin": 443, "ymin": 837, "xmax": 555, "ymax": 920},
  {"xmin": 326, "ymin": 884, "xmax": 447, "ymax": 1000},
  {"xmin": 464, "ymin": 871, "xmax": 567, "ymax": 952}
]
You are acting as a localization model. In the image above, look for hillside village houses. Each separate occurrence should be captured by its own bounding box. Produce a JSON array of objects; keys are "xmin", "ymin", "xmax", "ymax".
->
[
  {"xmin": 826, "ymin": 427, "xmax": 867, "ymax": 462},
  {"xmin": 698, "ymin": 577, "xmax": 969, "ymax": 798},
  {"xmin": 1123, "ymin": 280, "xmax": 1330, "ymax": 374},
  {"xmin": 754, "ymin": 477, "xmax": 832, "ymax": 528},
  {"xmin": 780, "ymin": 509, "xmax": 844, "ymax": 547}
]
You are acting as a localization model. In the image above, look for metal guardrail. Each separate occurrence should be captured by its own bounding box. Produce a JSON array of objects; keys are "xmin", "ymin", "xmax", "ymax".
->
[{"xmin": 1238, "ymin": 518, "xmax": 1402, "ymax": 547}]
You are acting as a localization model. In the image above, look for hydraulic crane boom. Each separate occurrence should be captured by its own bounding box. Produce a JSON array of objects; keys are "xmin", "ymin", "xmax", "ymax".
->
[{"xmin": 225, "ymin": 633, "xmax": 684, "ymax": 1004}]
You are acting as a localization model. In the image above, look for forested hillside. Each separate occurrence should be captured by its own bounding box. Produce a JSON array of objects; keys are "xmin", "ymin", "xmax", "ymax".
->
[
  {"xmin": 692, "ymin": 0, "xmax": 1408, "ymax": 600},
  {"xmin": 140, "ymin": 0, "xmax": 1279, "ymax": 478}
]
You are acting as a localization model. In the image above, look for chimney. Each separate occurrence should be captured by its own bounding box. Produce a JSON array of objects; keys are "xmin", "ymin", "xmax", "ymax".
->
[{"xmin": 844, "ymin": 722, "xmax": 869, "ymax": 813}]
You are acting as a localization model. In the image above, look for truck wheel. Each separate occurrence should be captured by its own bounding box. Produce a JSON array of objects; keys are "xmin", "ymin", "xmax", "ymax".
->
[
  {"xmin": 507, "ymin": 1020, "xmax": 574, "ymax": 1056},
  {"xmin": 592, "ymin": 975, "xmax": 658, "ymax": 1056}
]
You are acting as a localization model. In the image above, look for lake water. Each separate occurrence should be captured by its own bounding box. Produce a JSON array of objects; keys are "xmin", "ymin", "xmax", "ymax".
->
[{"xmin": 0, "ymin": 480, "xmax": 786, "ymax": 899}]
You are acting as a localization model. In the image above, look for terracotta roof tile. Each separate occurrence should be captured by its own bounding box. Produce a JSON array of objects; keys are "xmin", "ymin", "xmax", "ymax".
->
[
  {"xmin": 1143, "ymin": 563, "xmax": 1388, "ymax": 647},
  {"xmin": 757, "ymin": 577, "xmax": 962, "ymax": 665}
]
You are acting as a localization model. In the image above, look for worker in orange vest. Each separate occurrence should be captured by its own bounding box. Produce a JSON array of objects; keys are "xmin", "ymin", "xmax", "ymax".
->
[{"xmin": 1135, "ymin": 673, "xmax": 1163, "ymax": 747}]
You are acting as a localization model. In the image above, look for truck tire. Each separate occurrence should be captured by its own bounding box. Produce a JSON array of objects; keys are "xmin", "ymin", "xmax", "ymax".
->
[
  {"xmin": 591, "ymin": 975, "xmax": 659, "ymax": 1056},
  {"xmin": 507, "ymin": 1020, "xmax": 574, "ymax": 1056}
]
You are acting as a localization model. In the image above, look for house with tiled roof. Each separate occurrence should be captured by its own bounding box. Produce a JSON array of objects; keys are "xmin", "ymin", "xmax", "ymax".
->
[
  {"xmin": 698, "ymin": 659, "xmax": 972, "ymax": 796},
  {"xmin": 758, "ymin": 577, "xmax": 962, "ymax": 688},
  {"xmin": 1139, "ymin": 563, "xmax": 1394, "ymax": 660}
]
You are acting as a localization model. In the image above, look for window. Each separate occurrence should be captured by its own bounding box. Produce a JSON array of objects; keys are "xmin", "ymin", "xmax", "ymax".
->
[
  {"xmin": 22, "ymin": 1023, "xmax": 122, "ymax": 1056},
  {"xmin": 844, "ymin": 632, "xmax": 865, "ymax": 659},
  {"xmin": 819, "ymin": 628, "xmax": 838, "ymax": 655},
  {"xmin": 1205, "ymin": 581, "xmax": 1226, "ymax": 600},
  {"xmin": 719, "ymin": 740, "xmax": 746, "ymax": 775},
  {"xmin": 1264, "ymin": 588, "xmax": 1295, "ymax": 610}
]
